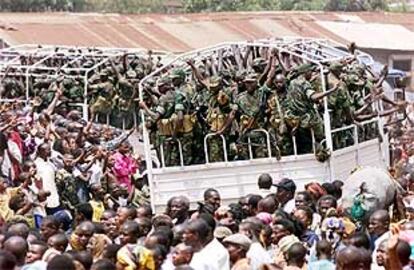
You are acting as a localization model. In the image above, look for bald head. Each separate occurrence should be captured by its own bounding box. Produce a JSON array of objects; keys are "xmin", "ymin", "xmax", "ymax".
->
[
  {"xmin": 7, "ymin": 222, "xmax": 30, "ymax": 239},
  {"xmin": 4, "ymin": 236, "xmax": 28, "ymax": 265},
  {"xmin": 368, "ymin": 210, "xmax": 390, "ymax": 236},
  {"xmin": 257, "ymin": 197, "xmax": 278, "ymax": 214},
  {"xmin": 336, "ymin": 246, "xmax": 371, "ymax": 270},
  {"xmin": 258, "ymin": 173, "xmax": 272, "ymax": 190}
]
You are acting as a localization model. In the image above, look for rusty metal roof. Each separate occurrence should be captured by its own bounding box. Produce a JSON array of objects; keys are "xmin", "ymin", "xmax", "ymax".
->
[{"xmin": 0, "ymin": 11, "xmax": 414, "ymax": 52}]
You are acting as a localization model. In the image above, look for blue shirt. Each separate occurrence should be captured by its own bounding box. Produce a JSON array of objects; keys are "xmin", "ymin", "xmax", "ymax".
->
[{"xmin": 308, "ymin": 259, "xmax": 335, "ymax": 270}]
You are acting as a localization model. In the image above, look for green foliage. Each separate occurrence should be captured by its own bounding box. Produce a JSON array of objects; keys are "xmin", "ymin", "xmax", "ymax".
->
[{"xmin": 0, "ymin": 0, "xmax": 393, "ymax": 12}]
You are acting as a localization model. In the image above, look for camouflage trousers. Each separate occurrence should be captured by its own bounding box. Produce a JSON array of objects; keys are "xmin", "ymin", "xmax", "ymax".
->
[
  {"xmin": 207, "ymin": 134, "xmax": 227, "ymax": 163},
  {"xmin": 236, "ymin": 131, "xmax": 268, "ymax": 160},
  {"xmin": 157, "ymin": 133, "xmax": 193, "ymax": 167},
  {"xmin": 157, "ymin": 135, "xmax": 180, "ymax": 167}
]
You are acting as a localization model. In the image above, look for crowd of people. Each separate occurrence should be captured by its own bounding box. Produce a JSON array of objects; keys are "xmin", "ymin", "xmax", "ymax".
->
[{"xmin": 0, "ymin": 41, "xmax": 411, "ymax": 270}]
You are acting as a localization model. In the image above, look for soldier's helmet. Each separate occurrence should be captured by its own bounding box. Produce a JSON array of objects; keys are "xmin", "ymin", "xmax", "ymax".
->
[{"xmin": 169, "ymin": 68, "xmax": 186, "ymax": 81}]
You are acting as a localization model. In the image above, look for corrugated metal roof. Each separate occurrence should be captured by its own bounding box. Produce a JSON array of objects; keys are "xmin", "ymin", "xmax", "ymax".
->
[
  {"xmin": 317, "ymin": 21, "xmax": 414, "ymax": 50},
  {"xmin": 0, "ymin": 11, "xmax": 414, "ymax": 52}
]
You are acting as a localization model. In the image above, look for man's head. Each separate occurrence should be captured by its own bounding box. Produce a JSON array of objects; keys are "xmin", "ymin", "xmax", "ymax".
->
[
  {"xmin": 7, "ymin": 222, "xmax": 30, "ymax": 239},
  {"xmin": 243, "ymin": 73, "xmax": 258, "ymax": 94},
  {"xmin": 317, "ymin": 195, "xmax": 337, "ymax": 218},
  {"xmin": 203, "ymin": 188, "xmax": 221, "ymax": 212},
  {"xmin": 274, "ymin": 74, "xmax": 286, "ymax": 91},
  {"xmin": 258, "ymin": 173, "xmax": 273, "ymax": 190},
  {"xmin": 47, "ymin": 233, "xmax": 68, "ymax": 252},
  {"xmin": 223, "ymin": 233, "xmax": 252, "ymax": 264},
  {"xmin": 172, "ymin": 243, "xmax": 193, "ymax": 267},
  {"xmin": 100, "ymin": 210, "xmax": 116, "ymax": 235},
  {"xmin": 75, "ymin": 221, "xmax": 95, "ymax": 249},
  {"xmin": 91, "ymin": 184, "xmax": 105, "ymax": 201},
  {"xmin": 136, "ymin": 204, "xmax": 153, "ymax": 219},
  {"xmin": 271, "ymin": 219, "xmax": 295, "ymax": 245},
  {"xmin": 74, "ymin": 203, "xmax": 94, "ymax": 225},
  {"xmin": 26, "ymin": 240, "xmax": 48, "ymax": 264},
  {"xmin": 368, "ymin": 210, "xmax": 390, "ymax": 237},
  {"xmin": 275, "ymin": 178, "xmax": 296, "ymax": 205},
  {"xmin": 91, "ymin": 259, "xmax": 116, "ymax": 270},
  {"xmin": 285, "ymin": 243, "xmax": 307, "ymax": 268},
  {"xmin": 294, "ymin": 191, "xmax": 312, "ymax": 208},
  {"xmin": 257, "ymin": 197, "xmax": 278, "ymax": 214},
  {"xmin": 116, "ymin": 207, "xmax": 137, "ymax": 228},
  {"xmin": 47, "ymin": 255, "xmax": 76, "ymax": 270},
  {"xmin": 0, "ymin": 250, "xmax": 16, "ymax": 270},
  {"xmin": 336, "ymin": 246, "xmax": 371, "ymax": 270},
  {"xmin": 3, "ymin": 236, "xmax": 28, "ymax": 266},
  {"xmin": 182, "ymin": 219, "xmax": 210, "ymax": 250},
  {"xmin": 315, "ymin": 239, "xmax": 332, "ymax": 260},
  {"xmin": 37, "ymin": 143, "xmax": 51, "ymax": 160},
  {"xmin": 167, "ymin": 196, "xmax": 190, "ymax": 222},
  {"xmin": 135, "ymin": 217, "xmax": 152, "ymax": 237},
  {"xmin": 247, "ymin": 195, "xmax": 263, "ymax": 216},
  {"xmin": 120, "ymin": 221, "xmax": 140, "ymax": 246},
  {"xmin": 293, "ymin": 206, "xmax": 313, "ymax": 228},
  {"xmin": 40, "ymin": 216, "xmax": 60, "ymax": 241}
]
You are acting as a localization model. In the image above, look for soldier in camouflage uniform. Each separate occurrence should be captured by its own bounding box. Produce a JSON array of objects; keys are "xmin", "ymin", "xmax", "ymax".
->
[
  {"xmin": 139, "ymin": 77, "xmax": 180, "ymax": 167},
  {"xmin": 170, "ymin": 68, "xmax": 195, "ymax": 166},
  {"xmin": 88, "ymin": 69, "xmax": 115, "ymax": 116},
  {"xmin": 327, "ymin": 62, "xmax": 354, "ymax": 149},
  {"xmin": 234, "ymin": 73, "xmax": 269, "ymax": 160},
  {"xmin": 266, "ymin": 73, "xmax": 293, "ymax": 158},
  {"xmin": 284, "ymin": 63, "xmax": 339, "ymax": 159}
]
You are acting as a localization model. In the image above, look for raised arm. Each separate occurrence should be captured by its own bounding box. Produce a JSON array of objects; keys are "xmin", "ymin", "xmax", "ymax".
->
[{"xmin": 187, "ymin": 59, "xmax": 208, "ymax": 89}]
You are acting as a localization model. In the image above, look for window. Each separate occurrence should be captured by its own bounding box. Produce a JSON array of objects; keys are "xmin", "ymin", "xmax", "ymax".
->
[
  {"xmin": 391, "ymin": 57, "xmax": 413, "ymax": 91},
  {"xmin": 393, "ymin": 59, "xmax": 411, "ymax": 72}
]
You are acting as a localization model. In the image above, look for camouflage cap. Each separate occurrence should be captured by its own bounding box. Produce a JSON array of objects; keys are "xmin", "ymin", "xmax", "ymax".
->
[
  {"xmin": 209, "ymin": 76, "xmax": 222, "ymax": 88},
  {"xmin": 169, "ymin": 68, "xmax": 186, "ymax": 80},
  {"xmin": 243, "ymin": 73, "xmax": 258, "ymax": 82}
]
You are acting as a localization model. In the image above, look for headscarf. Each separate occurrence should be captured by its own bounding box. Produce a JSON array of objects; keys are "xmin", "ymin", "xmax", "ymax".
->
[{"xmin": 305, "ymin": 182, "xmax": 327, "ymax": 201}]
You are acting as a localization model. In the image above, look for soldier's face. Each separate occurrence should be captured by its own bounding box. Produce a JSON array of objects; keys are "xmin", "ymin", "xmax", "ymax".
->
[{"xmin": 245, "ymin": 81, "xmax": 257, "ymax": 93}]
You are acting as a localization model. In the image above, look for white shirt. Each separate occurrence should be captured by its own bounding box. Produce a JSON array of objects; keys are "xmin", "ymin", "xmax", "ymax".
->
[
  {"xmin": 88, "ymin": 160, "xmax": 103, "ymax": 186},
  {"xmin": 191, "ymin": 238, "xmax": 230, "ymax": 270},
  {"xmin": 247, "ymin": 242, "xmax": 272, "ymax": 270},
  {"xmin": 35, "ymin": 157, "xmax": 60, "ymax": 208},
  {"xmin": 283, "ymin": 198, "xmax": 296, "ymax": 214}
]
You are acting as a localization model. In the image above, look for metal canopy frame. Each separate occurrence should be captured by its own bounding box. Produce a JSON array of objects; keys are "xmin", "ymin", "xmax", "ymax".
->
[
  {"xmin": 0, "ymin": 44, "xmax": 169, "ymax": 119},
  {"xmin": 138, "ymin": 37, "xmax": 385, "ymax": 196}
]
